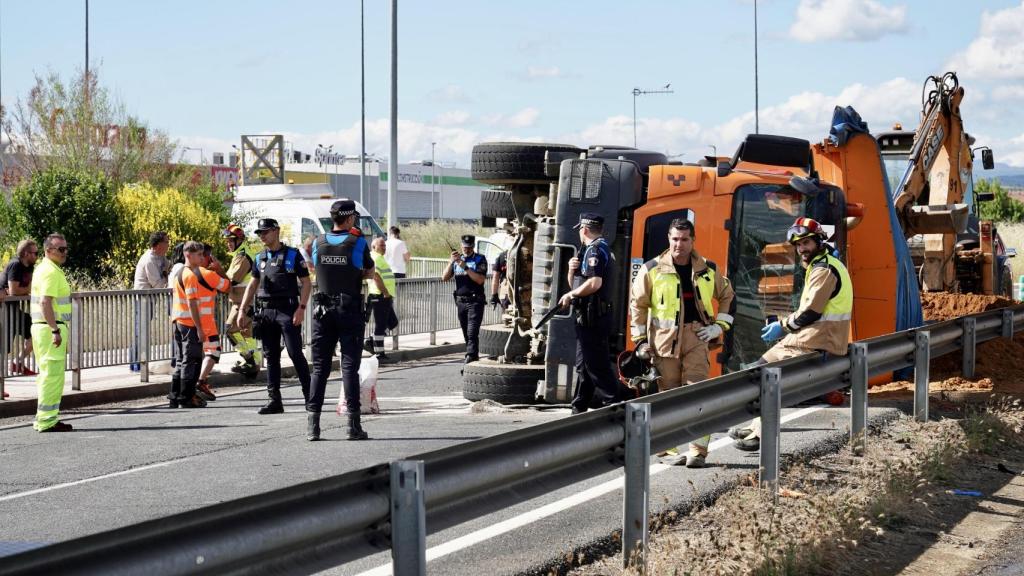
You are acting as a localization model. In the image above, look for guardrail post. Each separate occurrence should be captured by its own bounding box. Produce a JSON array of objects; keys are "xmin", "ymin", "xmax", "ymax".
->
[
  {"xmin": 390, "ymin": 460, "xmax": 426, "ymax": 576},
  {"xmin": 1003, "ymin": 309, "xmax": 1015, "ymax": 340},
  {"xmin": 71, "ymin": 297, "xmax": 83, "ymax": 391},
  {"xmin": 140, "ymin": 296, "xmax": 151, "ymax": 383},
  {"xmin": 428, "ymin": 281, "xmax": 438, "ymax": 346},
  {"xmin": 849, "ymin": 343, "xmax": 868, "ymax": 454},
  {"xmin": 623, "ymin": 403, "xmax": 650, "ymax": 570},
  {"xmin": 914, "ymin": 331, "xmax": 930, "ymax": 423},
  {"xmin": 962, "ymin": 316, "xmax": 976, "ymax": 380},
  {"xmin": 759, "ymin": 367, "xmax": 782, "ymax": 497}
]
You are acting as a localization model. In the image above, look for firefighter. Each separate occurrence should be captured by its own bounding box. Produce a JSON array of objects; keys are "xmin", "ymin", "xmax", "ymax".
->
[
  {"xmin": 238, "ymin": 219, "xmax": 312, "ymax": 415},
  {"xmin": 442, "ymin": 234, "xmax": 488, "ymax": 365},
  {"xmin": 558, "ymin": 213, "xmax": 621, "ymax": 414},
  {"xmin": 307, "ymin": 199, "xmax": 378, "ymax": 441},
  {"xmin": 30, "ymin": 234, "xmax": 73, "ymax": 432},
  {"xmin": 222, "ymin": 224, "xmax": 262, "ymax": 378},
  {"xmin": 629, "ymin": 218, "xmax": 735, "ymax": 467},
  {"xmin": 366, "ymin": 236, "xmax": 397, "ymax": 362},
  {"xmin": 730, "ymin": 217, "xmax": 853, "ymax": 451}
]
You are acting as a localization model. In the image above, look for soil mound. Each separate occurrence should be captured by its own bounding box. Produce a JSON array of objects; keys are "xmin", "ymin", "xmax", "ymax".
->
[{"xmin": 921, "ymin": 292, "xmax": 1016, "ymax": 322}]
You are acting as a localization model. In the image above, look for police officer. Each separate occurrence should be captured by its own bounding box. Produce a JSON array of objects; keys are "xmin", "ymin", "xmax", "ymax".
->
[
  {"xmin": 307, "ymin": 199, "xmax": 378, "ymax": 441},
  {"xmin": 442, "ymin": 234, "xmax": 487, "ymax": 364},
  {"xmin": 238, "ymin": 218, "xmax": 312, "ymax": 415},
  {"xmin": 557, "ymin": 213, "xmax": 620, "ymax": 414},
  {"xmin": 729, "ymin": 217, "xmax": 853, "ymax": 451}
]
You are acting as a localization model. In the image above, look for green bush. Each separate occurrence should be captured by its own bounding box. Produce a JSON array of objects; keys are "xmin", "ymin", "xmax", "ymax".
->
[
  {"xmin": 106, "ymin": 182, "xmax": 226, "ymax": 286},
  {"xmin": 8, "ymin": 167, "xmax": 117, "ymax": 281},
  {"xmin": 978, "ymin": 179, "xmax": 1024, "ymax": 223},
  {"xmin": 400, "ymin": 220, "xmax": 488, "ymax": 258}
]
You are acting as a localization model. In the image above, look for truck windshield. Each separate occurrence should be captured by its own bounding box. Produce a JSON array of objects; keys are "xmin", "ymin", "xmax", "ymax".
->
[
  {"xmin": 319, "ymin": 217, "xmax": 386, "ymax": 238},
  {"xmin": 724, "ymin": 183, "xmax": 846, "ymax": 371},
  {"xmin": 882, "ymin": 154, "xmax": 910, "ymax": 195}
]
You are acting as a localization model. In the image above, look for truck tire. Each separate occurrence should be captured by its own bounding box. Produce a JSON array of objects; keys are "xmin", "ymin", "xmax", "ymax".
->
[
  {"xmin": 472, "ymin": 142, "xmax": 583, "ymax": 185},
  {"xmin": 481, "ymin": 189, "xmax": 517, "ymax": 220},
  {"xmin": 463, "ymin": 360, "xmax": 543, "ymax": 404},
  {"xmin": 479, "ymin": 325, "xmax": 513, "ymax": 358}
]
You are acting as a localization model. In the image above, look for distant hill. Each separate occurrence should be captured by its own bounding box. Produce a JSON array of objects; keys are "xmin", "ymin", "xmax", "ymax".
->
[{"xmin": 979, "ymin": 163, "xmax": 1024, "ymax": 188}]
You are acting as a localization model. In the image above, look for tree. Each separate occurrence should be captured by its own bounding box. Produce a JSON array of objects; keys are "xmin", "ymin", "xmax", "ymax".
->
[
  {"xmin": 9, "ymin": 167, "xmax": 117, "ymax": 282},
  {"xmin": 2, "ymin": 69, "xmax": 178, "ymax": 189},
  {"xmin": 977, "ymin": 179, "xmax": 1024, "ymax": 223}
]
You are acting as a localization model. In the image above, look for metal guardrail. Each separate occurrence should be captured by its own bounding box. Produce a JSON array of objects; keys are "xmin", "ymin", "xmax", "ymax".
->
[
  {"xmin": 0, "ymin": 278, "xmax": 502, "ymax": 398},
  {"xmin": 4, "ymin": 304, "xmax": 1022, "ymax": 575}
]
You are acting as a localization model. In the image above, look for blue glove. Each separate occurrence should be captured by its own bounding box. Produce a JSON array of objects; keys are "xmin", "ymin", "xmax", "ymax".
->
[{"xmin": 761, "ymin": 321, "xmax": 784, "ymax": 343}]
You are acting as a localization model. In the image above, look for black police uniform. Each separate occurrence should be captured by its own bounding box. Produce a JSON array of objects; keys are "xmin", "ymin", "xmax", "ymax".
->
[
  {"xmin": 308, "ymin": 200, "xmax": 374, "ymax": 440},
  {"xmin": 571, "ymin": 215, "xmax": 620, "ymax": 414},
  {"xmin": 251, "ymin": 233, "xmax": 311, "ymax": 413},
  {"xmin": 452, "ymin": 235, "xmax": 487, "ymax": 362}
]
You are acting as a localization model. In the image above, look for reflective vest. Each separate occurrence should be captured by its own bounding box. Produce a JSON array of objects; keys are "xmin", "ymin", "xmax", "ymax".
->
[
  {"xmin": 30, "ymin": 258, "xmax": 71, "ymax": 325},
  {"xmin": 646, "ymin": 261, "xmax": 727, "ymax": 331},
  {"xmin": 227, "ymin": 244, "xmax": 254, "ymax": 286},
  {"xmin": 368, "ymin": 252, "xmax": 396, "ymax": 296},
  {"xmin": 803, "ymin": 252, "xmax": 853, "ymax": 322},
  {"xmin": 174, "ymin": 266, "xmax": 229, "ymax": 331}
]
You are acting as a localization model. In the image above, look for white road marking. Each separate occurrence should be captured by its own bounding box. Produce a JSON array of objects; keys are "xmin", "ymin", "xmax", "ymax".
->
[
  {"xmin": 0, "ymin": 459, "xmax": 184, "ymax": 504},
  {"xmin": 353, "ymin": 405, "xmax": 827, "ymax": 576}
]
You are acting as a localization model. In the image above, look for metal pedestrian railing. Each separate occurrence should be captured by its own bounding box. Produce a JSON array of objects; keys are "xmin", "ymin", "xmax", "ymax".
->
[
  {"xmin": 4, "ymin": 304, "xmax": 1021, "ymax": 575},
  {"xmin": 0, "ymin": 278, "xmax": 502, "ymax": 398},
  {"xmin": 407, "ymin": 257, "xmax": 449, "ymax": 278}
]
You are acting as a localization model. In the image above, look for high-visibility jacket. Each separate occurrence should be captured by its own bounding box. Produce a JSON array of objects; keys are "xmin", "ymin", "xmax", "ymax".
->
[
  {"xmin": 778, "ymin": 250, "xmax": 853, "ymax": 356},
  {"xmin": 629, "ymin": 249, "xmax": 735, "ymax": 358},
  {"xmin": 368, "ymin": 252, "xmax": 396, "ymax": 297},
  {"xmin": 30, "ymin": 257, "xmax": 71, "ymax": 326},
  {"xmin": 174, "ymin": 266, "xmax": 230, "ymax": 334},
  {"xmin": 226, "ymin": 245, "xmax": 255, "ymax": 304}
]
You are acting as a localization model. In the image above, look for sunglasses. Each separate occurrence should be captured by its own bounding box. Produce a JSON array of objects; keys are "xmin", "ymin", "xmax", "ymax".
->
[
  {"xmin": 786, "ymin": 226, "xmax": 819, "ymax": 242},
  {"xmin": 53, "ymin": 246, "xmax": 69, "ymax": 254},
  {"xmin": 256, "ymin": 229, "xmax": 275, "ymax": 236}
]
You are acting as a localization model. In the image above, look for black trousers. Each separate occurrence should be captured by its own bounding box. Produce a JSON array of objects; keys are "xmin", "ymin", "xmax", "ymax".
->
[
  {"xmin": 309, "ymin": 308, "xmax": 364, "ymax": 414},
  {"xmin": 371, "ymin": 297, "xmax": 394, "ymax": 354},
  {"xmin": 456, "ymin": 296, "xmax": 485, "ymax": 359},
  {"xmin": 571, "ymin": 313, "xmax": 620, "ymax": 413},
  {"xmin": 171, "ymin": 323, "xmax": 202, "ymax": 402},
  {"xmin": 257, "ymin": 304, "xmax": 311, "ymax": 401}
]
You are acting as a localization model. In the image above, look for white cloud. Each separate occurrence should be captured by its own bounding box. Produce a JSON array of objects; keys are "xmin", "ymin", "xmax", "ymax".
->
[
  {"xmin": 434, "ymin": 110, "xmax": 471, "ymax": 126},
  {"xmin": 427, "ymin": 84, "xmax": 472, "ymax": 103},
  {"xmin": 992, "ymin": 85, "xmax": 1024, "ymax": 101},
  {"xmin": 507, "ymin": 107, "xmax": 540, "ymax": 128},
  {"xmin": 949, "ymin": 2, "xmax": 1024, "ymax": 80},
  {"xmin": 526, "ymin": 66, "xmax": 563, "ymax": 79},
  {"xmin": 789, "ymin": 0, "xmax": 907, "ymax": 42}
]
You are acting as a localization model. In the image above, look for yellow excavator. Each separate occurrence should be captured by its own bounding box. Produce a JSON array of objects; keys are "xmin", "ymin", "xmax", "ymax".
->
[{"xmin": 876, "ymin": 72, "xmax": 1015, "ymax": 296}]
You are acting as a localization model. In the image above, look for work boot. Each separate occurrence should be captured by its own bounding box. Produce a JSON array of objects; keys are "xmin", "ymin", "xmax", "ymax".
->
[
  {"xmin": 733, "ymin": 436, "xmax": 761, "ymax": 452},
  {"xmin": 307, "ymin": 412, "xmax": 321, "ymax": 441},
  {"xmin": 728, "ymin": 427, "xmax": 753, "ymax": 441},
  {"xmin": 196, "ymin": 380, "xmax": 216, "ymax": 402},
  {"xmin": 180, "ymin": 395, "xmax": 208, "ymax": 408},
  {"xmin": 684, "ymin": 453, "xmax": 707, "ymax": 469},
  {"xmin": 347, "ymin": 413, "xmax": 369, "ymax": 441},
  {"xmin": 40, "ymin": 421, "xmax": 74, "ymax": 432},
  {"xmin": 259, "ymin": 388, "xmax": 284, "ymax": 414}
]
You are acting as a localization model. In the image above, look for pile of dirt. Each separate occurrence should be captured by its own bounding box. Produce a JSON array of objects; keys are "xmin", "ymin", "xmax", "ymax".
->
[{"xmin": 920, "ymin": 292, "xmax": 1017, "ymax": 322}]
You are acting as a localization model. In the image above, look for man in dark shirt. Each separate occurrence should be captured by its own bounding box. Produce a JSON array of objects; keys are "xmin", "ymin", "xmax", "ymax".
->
[{"xmin": 2, "ymin": 239, "xmax": 39, "ymax": 376}]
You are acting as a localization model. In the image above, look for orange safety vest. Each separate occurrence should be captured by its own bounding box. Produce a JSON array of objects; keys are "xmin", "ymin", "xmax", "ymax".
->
[{"xmin": 174, "ymin": 267, "xmax": 230, "ymax": 334}]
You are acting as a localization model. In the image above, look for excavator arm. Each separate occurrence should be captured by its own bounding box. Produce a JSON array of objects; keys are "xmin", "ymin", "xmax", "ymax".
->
[{"xmin": 890, "ymin": 72, "xmax": 974, "ymax": 291}]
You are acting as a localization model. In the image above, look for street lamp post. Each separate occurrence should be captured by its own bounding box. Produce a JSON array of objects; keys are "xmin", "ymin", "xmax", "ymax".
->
[
  {"xmin": 182, "ymin": 146, "xmax": 204, "ymax": 164},
  {"xmin": 632, "ymin": 85, "xmax": 673, "ymax": 148},
  {"xmin": 430, "ymin": 142, "xmax": 436, "ymax": 221}
]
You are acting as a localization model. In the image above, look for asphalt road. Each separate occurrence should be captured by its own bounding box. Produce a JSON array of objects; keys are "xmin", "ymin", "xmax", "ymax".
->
[{"xmin": 0, "ymin": 354, "xmax": 897, "ymax": 574}]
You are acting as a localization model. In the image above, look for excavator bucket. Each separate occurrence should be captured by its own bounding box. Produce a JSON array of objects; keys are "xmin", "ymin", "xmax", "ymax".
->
[{"xmin": 905, "ymin": 203, "xmax": 970, "ymax": 236}]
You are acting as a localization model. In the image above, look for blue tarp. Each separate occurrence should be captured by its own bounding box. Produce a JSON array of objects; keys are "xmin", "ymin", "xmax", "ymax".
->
[{"xmin": 828, "ymin": 106, "xmax": 924, "ymax": 356}]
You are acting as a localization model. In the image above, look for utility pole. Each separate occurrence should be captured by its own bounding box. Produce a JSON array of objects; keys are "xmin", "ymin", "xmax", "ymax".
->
[
  {"xmin": 387, "ymin": 0, "xmax": 398, "ymax": 228},
  {"xmin": 754, "ymin": 0, "xmax": 760, "ymax": 134},
  {"xmin": 359, "ymin": 0, "xmax": 366, "ymax": 207},
  {"xmin": 85, "ymin": 0, "xmax": 89, "ymax": 100},
  {"xmin": 632, "ymin": 85, "xmax": 673, "ymax": 148},
  {"xmin": 430, "ymin": 142, "xmax": 436, "ymax": 221}
]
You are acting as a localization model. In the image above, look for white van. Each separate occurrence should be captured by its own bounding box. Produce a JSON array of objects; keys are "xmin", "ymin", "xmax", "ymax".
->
[{"xmin": 231, "ymin": 184, "xmax": 385, "ymax": 249}]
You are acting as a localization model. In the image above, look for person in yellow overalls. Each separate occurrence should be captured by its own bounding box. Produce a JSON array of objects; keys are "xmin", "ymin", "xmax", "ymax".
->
[
  {"xmin": 223, "ymin": 224, "xmax": 263, "ymax": 378},
  {"xmin": 366, "ymin": 236, "xmax": 398, "ymax": 362},
  {"xmin": 30, "ymin": 233, "xmax": 73, "ymax": 432}
]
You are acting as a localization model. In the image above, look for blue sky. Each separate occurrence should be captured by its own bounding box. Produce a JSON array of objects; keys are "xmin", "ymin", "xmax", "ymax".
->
[{"xmin": 4, "ymin": 0, "xmax": 1024, "ymax": 167}]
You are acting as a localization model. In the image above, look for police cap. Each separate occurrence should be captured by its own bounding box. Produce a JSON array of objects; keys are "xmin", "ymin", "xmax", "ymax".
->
[
  {"xmin": 255, "ymin": 218, "xmax": 279, "ymax": 233},
  {"xmin": 460, "ymin": 234, "xmax": 475, "ymax": 247},
  {"xmin": 573, "ymin": 213, "xmax": 604, "ymax": 230},
  {"xmin": 330, "ymin": 198, "xmax": 358, "ymax": 217}
]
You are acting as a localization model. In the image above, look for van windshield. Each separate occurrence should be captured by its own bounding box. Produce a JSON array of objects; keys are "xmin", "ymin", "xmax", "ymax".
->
[{"xmin": 319, "ymin": 217, "xmax": 385, "ymax": 238}]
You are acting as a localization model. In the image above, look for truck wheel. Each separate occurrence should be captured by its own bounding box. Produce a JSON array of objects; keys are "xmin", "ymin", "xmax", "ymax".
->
[
  {"xmin": 472, "ymin": 142, "xmax": 583, "ymax": 185},
  {"xmin": 1001, "ymin": 267, "xmax": 1014, "ymax": 298},
  {"xmin": 479, "ymin": 325, "xmax": 513, "ymax": 358},
  {"xmin": 481, "ymin": 189, "xmax": 517, "ymax": 220},
  {"xmin": 462, "ymin": 360, "xmax": 543, "ymax": 404}
]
